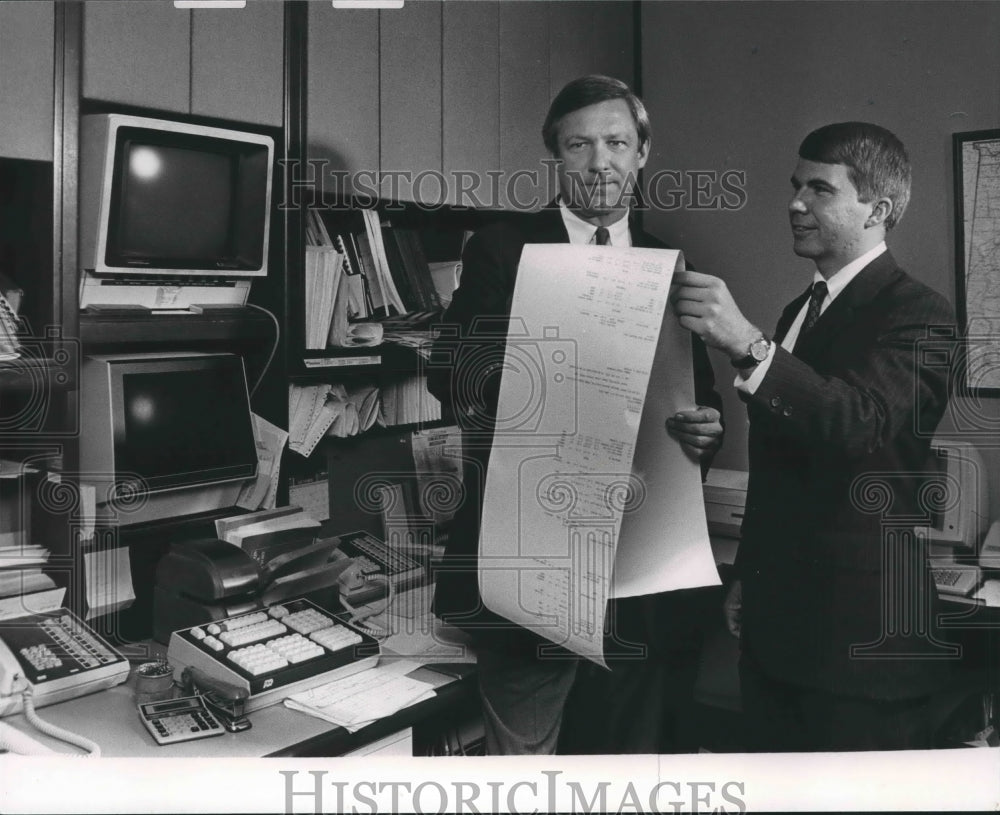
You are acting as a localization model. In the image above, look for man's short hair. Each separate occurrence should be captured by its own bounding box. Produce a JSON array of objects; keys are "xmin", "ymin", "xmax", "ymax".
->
[
  {"xmin": 542, "ymin": 74, "xmax": 651, "ymax": 156},
  {"xmin": 798, "ymin": 122, "xmax": 911, "ymax": 229}
]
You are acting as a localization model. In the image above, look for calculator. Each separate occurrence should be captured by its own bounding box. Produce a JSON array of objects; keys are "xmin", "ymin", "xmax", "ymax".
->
[{"xmin": 138, "ymin": 695, "xmax": 226, "ymax": 746}]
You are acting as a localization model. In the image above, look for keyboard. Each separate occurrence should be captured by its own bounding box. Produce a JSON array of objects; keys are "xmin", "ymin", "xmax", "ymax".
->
[
  {"xmin": 339, "ymin": 530, "xmax": 424, "ymax": 578},
  {"xmin": 932, "ymin": 566, "xmax": 981, "ymax": 596},
  {"xmin": 166, "ymin": 598, "xmax": 379, "ymax": 712}
]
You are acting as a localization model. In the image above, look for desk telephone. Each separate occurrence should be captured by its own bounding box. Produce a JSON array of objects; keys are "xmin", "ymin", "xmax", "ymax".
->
[{"xmin": 0, "ymin": 608, "xmax": 129, "ymax": 754}]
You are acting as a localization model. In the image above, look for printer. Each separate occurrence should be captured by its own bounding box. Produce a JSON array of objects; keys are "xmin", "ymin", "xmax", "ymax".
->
[{"xmin": 151, "ymin": 536, "xmax": 358, "ymax": 643}]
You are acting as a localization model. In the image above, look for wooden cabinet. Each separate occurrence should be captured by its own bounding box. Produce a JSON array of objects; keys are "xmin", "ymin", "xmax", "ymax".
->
[
  {"xmin": 191, "ymin": 3, "xmax": 285, "ymax": 128},
  {"xmin": 82, "ymin": 0, "xmax": 189, "ymax": 114},
  {"xmin": 444, "ymin": 1, "xmax": 500, "ymax": 207},
  {"xmin": 379, "ymin": 2, "xmax": 443, "ymax": 203},
  {"xmin": 306, "ymin": 0, "xmax": 635, "ymax": 207},
  {"xmin": 306, "ymin": 4, "xmax": 379, "ymax": 198},
  {"xmin": 82, "ymin": 0, "xmax": 283, "ymax": 127},
  {"xmin": 0, "ymin": 1, "xmax": 55, "ymax": 161}
]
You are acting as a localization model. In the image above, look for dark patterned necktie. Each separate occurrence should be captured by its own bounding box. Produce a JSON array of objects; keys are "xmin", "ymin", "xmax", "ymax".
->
[
  {"xmin": 800, "ymin": 280, "xmax": 828, "ymax": 336},
  {"xmin": 594, "ymin": 226, "xmax": 610, "ymax": 246}
]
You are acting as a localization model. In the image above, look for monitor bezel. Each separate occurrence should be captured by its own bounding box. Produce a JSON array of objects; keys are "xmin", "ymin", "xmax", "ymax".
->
[{"xmin": 82, "ymin": 113, "xmax": 274, "ymax": 278}]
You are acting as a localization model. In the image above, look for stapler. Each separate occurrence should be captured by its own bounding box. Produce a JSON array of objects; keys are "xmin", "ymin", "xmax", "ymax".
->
[{"xmin": 181, "ymin": 665, "xmax": 252, "ymax": 733}]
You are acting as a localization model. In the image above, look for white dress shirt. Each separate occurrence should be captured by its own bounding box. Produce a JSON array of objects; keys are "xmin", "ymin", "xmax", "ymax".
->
[
  {"xmin": 558, "ymin": 200, "xmax": 632, "ymax": 247},
  {"xmin": 736, "ymin": 241, "xmax": 887, "ymax": 393}
]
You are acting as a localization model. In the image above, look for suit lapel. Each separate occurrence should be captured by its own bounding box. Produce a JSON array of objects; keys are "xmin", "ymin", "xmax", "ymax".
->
[
  {"xmin": 792, "ymin": 250, "xmax": 901, "ymax": 360},
  {"xmin": 526, "ymin": 202, "xmax": 571, "ymax": 244},
  {"xmin": 775, "ymin": 285, "xmax": 812, "ymax": 344}
]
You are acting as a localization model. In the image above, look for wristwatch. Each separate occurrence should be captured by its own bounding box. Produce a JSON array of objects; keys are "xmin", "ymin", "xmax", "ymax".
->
[{"xmin": 732, "ymin": 334, "xmax": 772, "ymax": 370}]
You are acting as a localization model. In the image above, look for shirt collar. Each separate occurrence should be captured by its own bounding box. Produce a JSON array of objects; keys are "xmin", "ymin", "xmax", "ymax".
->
[
  {"xmin": 557, "ymin": 199, "xmax": 631, "ymax": 246},
  {"xmin": 815, "ymin": 241, "xmax": 887, "ymax": 302}
]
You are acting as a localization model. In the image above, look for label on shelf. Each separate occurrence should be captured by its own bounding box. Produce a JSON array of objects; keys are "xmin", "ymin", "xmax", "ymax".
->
[{"xmin": 303, "ymin": 356, "xmax": 381, "ymax": 368}]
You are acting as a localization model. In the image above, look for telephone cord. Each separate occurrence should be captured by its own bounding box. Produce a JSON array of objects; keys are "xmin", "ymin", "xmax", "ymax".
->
[
  {"xmin": 22, "ymin": 687, "xmax": 101, "ymax": 757},
  {"xmin": 339, "ymin": 575, "xmax": 394, "ymax": 640}
]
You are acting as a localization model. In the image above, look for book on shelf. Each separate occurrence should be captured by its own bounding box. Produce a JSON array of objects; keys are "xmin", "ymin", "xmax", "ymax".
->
[
  {"xmin": 304, "ymin": 210, "xmax": 346, "ymax": 350},
  {"xmin": 0, "ymin": 568, "xmax": 56, "ymax": 598},
  {"xmin": 0, "ymin": 586, "xmax": 66, "ymax": 620},
  {"xmin": 388, "ymin": 225, "xmax": 443, "ymax": 313},
  {"xmin": 213, "ymin": 505, "xmax": 330, "ymax": 573},
  {"xmin": 214, "ymin": 505, "xmax": 306, "ymax": 540},
  {"xmin": 361, "ymin": 208, "xmax": 407, "ymax": 316},
  {"xmin": 333, "ymin": 233, "xmax": 373, "ymax": 320}
]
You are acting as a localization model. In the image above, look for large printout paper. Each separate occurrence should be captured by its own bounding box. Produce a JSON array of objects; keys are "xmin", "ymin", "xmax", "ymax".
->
[{"xmin": 478, "ymin": 244, "xmax": 719, "ymax": 664}]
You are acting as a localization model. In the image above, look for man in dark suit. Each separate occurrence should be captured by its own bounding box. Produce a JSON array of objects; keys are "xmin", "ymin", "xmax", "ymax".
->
[
  {"xmin": 672, "ymin": 121, "xmax": 956, "ymax": 751},
  {"xmin": 427, "ymin": 75, "xmax": 723, "ymax": 755}
]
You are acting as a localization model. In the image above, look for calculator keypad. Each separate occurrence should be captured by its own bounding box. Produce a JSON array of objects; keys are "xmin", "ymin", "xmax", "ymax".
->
[{"xmin": 139, "ymin": 697, "xmax": 226, "ymax": 746}]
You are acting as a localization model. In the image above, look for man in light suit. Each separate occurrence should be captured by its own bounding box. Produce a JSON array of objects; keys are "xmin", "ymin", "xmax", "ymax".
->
[
  {"xmin": 428, "ymin": 75, "xmax": 723, "ymax": 754},
  {"xmin": 672, "ymin": 121, "xmax": 956, "ymax": 751}
]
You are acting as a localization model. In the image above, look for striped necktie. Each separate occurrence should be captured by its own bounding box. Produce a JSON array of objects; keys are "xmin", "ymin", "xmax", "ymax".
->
[{"xmin": 800, "ymin": 280, "xmax": 828, "ymax": 336}]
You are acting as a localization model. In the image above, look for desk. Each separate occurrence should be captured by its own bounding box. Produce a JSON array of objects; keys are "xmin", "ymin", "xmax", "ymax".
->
[{"xmin": 3, "ymin": 586, "xmax": 482, "ymax": 758}]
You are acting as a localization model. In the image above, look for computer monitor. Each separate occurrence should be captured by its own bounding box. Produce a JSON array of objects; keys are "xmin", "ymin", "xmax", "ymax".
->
[
  {"xmin": 79, "ymin": 113, "xmax": 274, "ymax": 278},
  {"xmin": 915, "ymin": 438, "xmax": 990, "ymax": 557},
  {"xmin": 80, "ymin": 352, "xmax": 258, "ymax": 526}
]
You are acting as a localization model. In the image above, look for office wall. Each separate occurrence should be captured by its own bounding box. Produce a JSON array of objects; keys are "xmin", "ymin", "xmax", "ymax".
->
[{"xmin": 641, "ymin": 0, "xmax": 1000, "ymax": 518}]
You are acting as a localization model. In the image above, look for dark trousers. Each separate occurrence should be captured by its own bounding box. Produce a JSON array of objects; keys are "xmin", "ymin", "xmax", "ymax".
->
[
  {"xmin": 558, "ymin": 648, "xmax": 702, "ymax": 754},
  {"xmin": 739, "ymin": 650, "xmax": 933, "ymax": 752}
]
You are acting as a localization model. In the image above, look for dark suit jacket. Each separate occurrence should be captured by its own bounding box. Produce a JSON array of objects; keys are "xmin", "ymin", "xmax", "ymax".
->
[
  {"xmin": 735, "ymin": 249, "xmax": 956, "ymax": 700},
  {"xmin": 427, "ymin": 204, "xmax": 722, "ymax": 658}
]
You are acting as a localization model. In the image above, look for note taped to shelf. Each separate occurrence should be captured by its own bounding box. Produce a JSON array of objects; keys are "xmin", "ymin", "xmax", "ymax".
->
[{"xmin": 477, "ymin": 244, "xmax": 719, "ymax": 665}]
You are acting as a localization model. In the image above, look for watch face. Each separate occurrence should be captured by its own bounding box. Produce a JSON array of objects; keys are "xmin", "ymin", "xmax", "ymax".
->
[{"xmin": 750, "ymin": 338, "xmax": 770, "ymax": 361}]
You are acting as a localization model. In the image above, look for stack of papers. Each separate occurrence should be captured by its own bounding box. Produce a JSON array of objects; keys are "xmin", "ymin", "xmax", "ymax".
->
[
  {"xmin": 0, "ymin": 544, "xmax": 49, "ymax": 569},
  {"xmin": 284, "ymin": 661, "xmax": 435, "ymax": 732},
  {"xmin": 289, "ymin": 383, "xmax": 381, "ymax": 456},
  {"xmin": 377, "ymin": 374, "xmax": 441, "ymax": 427}
]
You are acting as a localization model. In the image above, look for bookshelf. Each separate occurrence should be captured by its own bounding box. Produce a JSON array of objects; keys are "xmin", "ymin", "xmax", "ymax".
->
[{"xmin": 0, "ymin": 0, "xmax": 641, "ymax": 631}]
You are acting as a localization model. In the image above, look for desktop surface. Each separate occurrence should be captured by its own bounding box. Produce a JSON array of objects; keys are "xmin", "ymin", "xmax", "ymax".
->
[{"xmin": 3, "ymin": 585, "xmax": 477, "ymax": 758}]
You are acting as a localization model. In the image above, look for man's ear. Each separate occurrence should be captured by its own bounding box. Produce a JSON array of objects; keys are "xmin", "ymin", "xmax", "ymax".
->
[
  {"xmin": 865, "ymin": 197, "xmax": 893, "ymax": 228},
  {"xmin": 637, "ymin": 138, "xmax": 650, "ymax": 169}
]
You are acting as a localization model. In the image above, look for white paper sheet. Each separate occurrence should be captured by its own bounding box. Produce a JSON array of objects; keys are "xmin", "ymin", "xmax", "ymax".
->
[
  {"xmin": 236, "ymin": 413, "xmax": 288, "ymax": 510},
  {"xmin": 83, "ymin": 542, "xmax": 135, "ymax": 620},
  {"xmin": 478, "ymin": 244, "xmax": 719, "ymax": 664}
]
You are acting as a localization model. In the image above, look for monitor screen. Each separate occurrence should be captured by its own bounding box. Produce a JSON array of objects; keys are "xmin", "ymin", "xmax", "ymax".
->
[
  {"xmin": 117, "ymin": 366, "xmax": 257, "ymax": 491},
  {"xmin": 114, "ymin": 140, "xmax": 235, "ymax": 263}
]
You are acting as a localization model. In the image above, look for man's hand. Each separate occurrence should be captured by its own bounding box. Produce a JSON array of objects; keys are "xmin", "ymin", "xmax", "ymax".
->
[
  {"xmin": 723, "ymin": 579, "xmax": 742, "ymax": 639},
  {"xmin": 671, "ymin": 270, "xmax": 760, "ymax": 361},
  {"xmin": 666, "ymin": 406, "xmax": 723, "ymax": 461}
]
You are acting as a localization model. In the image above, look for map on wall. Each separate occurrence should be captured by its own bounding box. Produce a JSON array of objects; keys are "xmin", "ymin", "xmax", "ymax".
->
[{"xmin": 956, "ymin": 130, "xmax": 1000, "ymax": 391}]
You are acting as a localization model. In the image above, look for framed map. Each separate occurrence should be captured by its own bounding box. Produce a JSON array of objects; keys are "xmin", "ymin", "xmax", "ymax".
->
[{"xmin": 953, "ymin": 128, "xmax": 1000, "ymax": 393}]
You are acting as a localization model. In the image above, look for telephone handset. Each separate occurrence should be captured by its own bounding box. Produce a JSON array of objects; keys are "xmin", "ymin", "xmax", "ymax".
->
[{"xmin": 0, "ymin": 639, "xmax": 53, "ymax": 754}]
